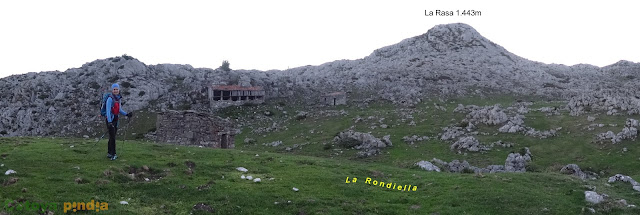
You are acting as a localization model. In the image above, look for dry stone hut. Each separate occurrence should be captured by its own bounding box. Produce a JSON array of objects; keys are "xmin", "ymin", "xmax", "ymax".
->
[
  {"xmin": 321, "ymin": 92, "xmax": 347, "ymax": 106},
  {"xmin": 208, "ymin": 85, "xmax": 265, "ymax": 109},
  {"xmin": 155, "ymin": 110, "xmax": 236, "ymax": 148}
]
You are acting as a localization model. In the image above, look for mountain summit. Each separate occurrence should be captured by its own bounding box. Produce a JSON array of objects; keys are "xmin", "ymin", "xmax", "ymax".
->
[{"xmin": 367, "ymin": 23, "xmax": 520, "ymax": 65}]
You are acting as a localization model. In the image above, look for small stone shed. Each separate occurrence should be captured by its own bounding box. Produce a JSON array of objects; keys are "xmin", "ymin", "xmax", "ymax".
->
[
  {"xmin": 321, "ymin": 92, "xmax": 347, "ymax": 106},
  {"xmin": 155, "ymin": 110, "xmax": 236, "ymax": 148}
]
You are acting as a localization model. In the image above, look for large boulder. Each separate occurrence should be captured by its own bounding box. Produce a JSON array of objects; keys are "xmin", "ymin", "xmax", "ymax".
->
[
  {"xmin": 585, "ymin": 191, "xmax": 605, "ymax": 204},
  {"xmin": 504, "ymin": 147, "xmax": 532, "ymax": 172},
  {"xmin": 450, "ymin": 136, "xmax": 489, "ymax": 152},
  {"xmin": 334, "ymin": 131, "xmax": 392, "ymax": 158},
  {"xmin": 416, "ymin": 161, "xmax": 441, "ymax": 172}
]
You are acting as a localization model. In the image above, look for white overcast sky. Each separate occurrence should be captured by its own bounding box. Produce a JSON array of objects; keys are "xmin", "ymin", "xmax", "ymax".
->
[{"xmin": 0, "ymin": 0, "xmax": 638, "ymax": 78}]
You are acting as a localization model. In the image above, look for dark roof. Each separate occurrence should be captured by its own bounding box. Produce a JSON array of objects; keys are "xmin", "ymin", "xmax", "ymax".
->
[{"xmin": 211, "ymin": 85, "xmax": 263, "ymax": 91}]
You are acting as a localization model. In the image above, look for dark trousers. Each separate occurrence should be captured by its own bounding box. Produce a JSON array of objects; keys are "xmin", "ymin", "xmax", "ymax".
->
[{"xmin": 106, "ymin": 118, "xmax": 118, "ymax": 155}]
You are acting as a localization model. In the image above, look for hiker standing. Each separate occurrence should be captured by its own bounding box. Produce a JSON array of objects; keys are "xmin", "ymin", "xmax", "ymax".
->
[{"xmin": 105, "ymin": 83, "xmax": 132, "ymax": 160}]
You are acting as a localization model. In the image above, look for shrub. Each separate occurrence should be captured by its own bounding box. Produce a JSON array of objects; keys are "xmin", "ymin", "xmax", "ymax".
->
[
  {"xmin": 219, "ymin": 60, "xmax": 231, "ymax": 71},
  {"xmin": 122, "ymin": 54, "xmax": 134, "ymax": 60},
  {"xmin": 0, "ymin": 130, "xmax": 6, "ymax": 135}
]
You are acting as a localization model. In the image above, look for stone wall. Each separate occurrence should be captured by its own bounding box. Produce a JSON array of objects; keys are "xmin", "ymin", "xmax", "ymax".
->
[{"xmin": 155, "ymin": 110, "xmax": 235, "ymax": 148}]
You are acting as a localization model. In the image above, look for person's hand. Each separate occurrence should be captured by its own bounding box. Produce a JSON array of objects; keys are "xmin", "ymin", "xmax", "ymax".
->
[
  {"xmin": 127, "ymin": 112, "xmax": 133, "ymax": 118},
  {"xmin": 108, "ymin": 122, "xmax": 115, "ymax": 128}
]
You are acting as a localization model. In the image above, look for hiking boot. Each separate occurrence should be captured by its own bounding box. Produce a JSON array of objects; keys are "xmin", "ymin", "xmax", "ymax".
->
[
  {"xmin": 110, "ymin": 155, "xmax": 118, "ymax": 161},
  {"xmin": 107, "ymin": 154, "xmax": 113, "ymax": 159}
]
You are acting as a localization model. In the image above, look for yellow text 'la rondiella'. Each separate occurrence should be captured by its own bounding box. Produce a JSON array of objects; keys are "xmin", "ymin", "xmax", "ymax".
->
[{"xmin": 345, "ymin": 177, "xmax": 417, "ymax": 192}]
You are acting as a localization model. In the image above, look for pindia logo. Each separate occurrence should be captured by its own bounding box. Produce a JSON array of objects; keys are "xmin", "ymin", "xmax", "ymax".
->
[{"xmin": 3, "ymin": 200, "xmax": 109, "ymax": 213}]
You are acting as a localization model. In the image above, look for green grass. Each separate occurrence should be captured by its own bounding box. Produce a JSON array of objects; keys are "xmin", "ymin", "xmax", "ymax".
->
[
  {"xmin": 2, "ymin": 137, "xmax": 638, "ymax": 214},
  {"xmin": 2, "ymin": 96, "xmax": 640, "ymax": 214}
]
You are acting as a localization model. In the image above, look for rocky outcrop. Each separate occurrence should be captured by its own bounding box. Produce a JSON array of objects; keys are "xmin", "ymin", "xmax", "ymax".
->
[
  {"xmin": 460, "ymin": 105, "xmax": 509, "ymax": 126},
  {"xmin": 333, "ymin": 131, "xmax": 392, "ymax": 158},
  {"xmin": 560, "ymin": 164, "xmax": 587, "ymax": 179},
  {"xmin": 450, "ymin": 136, "xmax": 490, "ymax": 152},
  {"xmin": 427, "ymin": 147, "xmax": 532, "ymax": 174},
  {"xmin": 415, "ymin": 161, "xmax": 440, "ymax": 172},
  {"xmin": 596, "ymin": 119, "xmax": 638, "ymax": 143},
  {"xmin": 585, "ymin": 191, "xmax": 606, "ymax": 204},
  {"xmin": 608, "ymin": 174, "xmax": 640, "ymax": 193},
  {"xmin": 504, "ymin": 148, "xmax": 532, "ymax": 172},
  {"xmin": 402, "ymin": 135, "xmax": 432, "ymax": 144}
]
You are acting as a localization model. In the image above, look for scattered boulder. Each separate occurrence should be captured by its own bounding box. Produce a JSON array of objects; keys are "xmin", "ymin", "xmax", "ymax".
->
[
  {"xmin": 447, "ymin": 160, "xmax": 472, "ymax": 173},
  {"xmin": 415, "ymin": 161, "xmax": 440, "ymax": 172},
  {"xmin": 490, "ymin": 140, "xmax": 514, "ymax": 148},
  {"xmin": 402, "ymin": 135, "xmax": 431, "ymax": 144},
  {"xmin": 185, "ymin": 161, "xmax": 196, "ymax": 169},
  {"xmin": 440, "ymin": 126, "xmax": 466, "ymax": 141},
  {"xmin": 596, "ymin": 118, "xmax": 638, "ymax": 143},
  {"xmin": 193, "ymin": 203, "xmax": 215, "ymax": 213},
  {"xmin": 560, "ymin": 164, "xmax": 587, "ymax": 179},
  {"xmin": 236, "ymin": 167, "xmax": 248, "ymax": 172},
  {"xmin": 608, "ymin": 174, "xmax": 640, "ymax": 192},
  {"xmin": 334, "ymin": 131, "xmax": 392, "ymax": 158},
  {"xmin": 4, "ymin": 169, "xmax": 16, "ymax": 175},
  {"xmin": 263, "ymin": 140, "xmax": 283, "ymax": 147},
  {"xmin": 538, "ymin": 107, "xmax": 560, "ymax": 115},
  {"xmin": 585, "ymin": 191, "xmax": 605, "ymax": 204},
  {"xmin": 465, "ymin": 105, "xmax": 509, "ymax": 125},
  {"xmin": 74, "ymin": 177, "xmax": 87, "ymax": 184},
  {"xmin": 504, "ymin": 148, "xmax": 532, "ymax": 172},
  {"xmin": 450, "ymin": 136, "xmax": 490, "ymax": 152},
  {"xmin": 3, "ymin": 177, "xmax": 18, "ymax": 186},
  {"xmin": 498, "ymin": 115, "xmax": 526, "ymax": 133},
  {"xmin": 295, "ymin": 111, "xmax": 308, "ymax": 120}
]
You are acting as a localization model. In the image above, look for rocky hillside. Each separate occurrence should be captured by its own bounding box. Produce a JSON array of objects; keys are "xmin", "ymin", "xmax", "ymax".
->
[{"xmin": 0, "ymin": 23, "xmax": 638, "ymax": 137}]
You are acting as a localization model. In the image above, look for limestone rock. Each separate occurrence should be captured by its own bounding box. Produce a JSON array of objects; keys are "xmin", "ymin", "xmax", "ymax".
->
[
  {"xmin": 450, "ymin": 136, "xmax": 489, "ymax": 152},
  {"xmin": 560, "ymin": 164, "xmax": 587, "ymax": 179},
  {"xmin": 334, "ymin": 131, "xmax": 392, "ymax": 158},
  {"xmin": 585, "ymin": 191, "xmax": 605, "ymax": 204},
  {"xmin": 416, "ymin": 161, "xmax": 440, "ymax": 172},
  {"xmin": 504, "ymin": 147, "xmax": 532, "ymax": 172}
]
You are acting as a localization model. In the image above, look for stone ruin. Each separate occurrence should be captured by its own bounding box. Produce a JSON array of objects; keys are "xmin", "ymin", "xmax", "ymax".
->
[
  {"xmin": 155, "ymin": 110, "xmax": 236, "ymax": 148},
  {"xmin": 208, "ymin": 85, "xmax": 265, "ymax": 109},
  {"xmin": 321, "ymin": 92, "xmax": 346, "ymax": 106}
]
